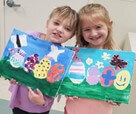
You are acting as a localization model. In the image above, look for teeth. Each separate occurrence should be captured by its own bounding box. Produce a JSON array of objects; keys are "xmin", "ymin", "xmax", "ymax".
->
[
  {"xmin": 90, "ymin": 37, "xmax": 100, "ymax": 40},
  {"xmin": 53, "ymin": 33, "xmax": 61, "ymax": 38},
  {"xmin": 90, "ymin": 37, "xmax": 94, "ymax": 39}
]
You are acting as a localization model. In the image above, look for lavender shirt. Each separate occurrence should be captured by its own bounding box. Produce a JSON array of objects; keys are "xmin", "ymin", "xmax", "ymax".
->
[{"xmin": 9, "ymin": 31, "xmax": 54, "ymax": 113}]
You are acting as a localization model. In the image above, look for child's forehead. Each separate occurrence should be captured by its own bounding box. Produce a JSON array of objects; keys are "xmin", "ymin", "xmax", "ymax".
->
[
  {"xmin": 52, "ymin": 17, "xmax": 73, "ymax": 26},
  {"xmin": 81, "ymin": 15, "xmax": 105, "ymax": 25},
  {"xmin": 81, "ymin": 13, "xmax": 108, "ymax": 25},
  {"xmin": 82, "ymin": 18, "xmax": 102, "ymax": 26}
]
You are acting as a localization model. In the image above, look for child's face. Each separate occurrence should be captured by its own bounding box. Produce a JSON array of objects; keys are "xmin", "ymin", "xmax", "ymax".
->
[
  {"xmin": 46, "ymin": 17, "xmax": 75, "ymax": 44},
  {"xmin": 81, "ymin": 20, "xmax": 108, "ymax": 48}
]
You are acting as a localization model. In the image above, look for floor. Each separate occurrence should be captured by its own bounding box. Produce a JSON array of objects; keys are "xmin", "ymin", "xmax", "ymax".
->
[{"xmin": 0, "ymin": 77, "xmax": 65, "ymax": 114}]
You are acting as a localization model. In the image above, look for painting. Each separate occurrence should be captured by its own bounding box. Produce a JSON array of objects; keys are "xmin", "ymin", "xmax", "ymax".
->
[
  {"xmin": 0, "ymin": 28, "xmax": 74, "ymax": 97},
  {"xmin": 58, "ymin": 47, "xmax": 135, "ymax": 104}
]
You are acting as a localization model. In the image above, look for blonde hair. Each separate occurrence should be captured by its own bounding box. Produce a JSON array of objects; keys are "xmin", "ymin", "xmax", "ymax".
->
[
  {"xmin": 49, "ymin": 6, "xmax": 79, "ymax": 33},
  {"xmin": 76, "ymin": 3, "xmax": 118, "ymax": 50}
]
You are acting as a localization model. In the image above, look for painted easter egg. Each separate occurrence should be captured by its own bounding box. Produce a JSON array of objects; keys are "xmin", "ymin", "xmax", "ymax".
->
[
  {"xmin": 68, "ymin": 61, "xmax": 85, "ymax": 84},
  {"xmin": 86, "ymin": 66, "xmax": 101, "ymax": 85},
  {"xmin": 47, "ymin": 64, "xmax": 64, "ymax": 83},
  {"xmin": 100, "ymin": 67, "xmax": 116, "ymax": 87},
  {"xmin": 33, "ymin": 58, "xmax": 51, "ymax": 79},
  {"xmin": 9, "ymin": 49, "xmax": 26, "ymax": 68}
]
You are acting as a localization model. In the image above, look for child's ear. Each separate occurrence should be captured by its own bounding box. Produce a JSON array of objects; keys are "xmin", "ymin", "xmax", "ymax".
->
[
  {"xmin": 109, "ymin": 20, "xmax": 113, "ymax": 26},
  {"xmin": 46, "ymin": 20, "xmax": 49, "ymax": 28}
]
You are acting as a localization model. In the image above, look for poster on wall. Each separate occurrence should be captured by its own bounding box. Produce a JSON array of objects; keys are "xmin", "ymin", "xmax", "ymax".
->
[
  {"xmin": 58, "ymin": 47, "xmax": 135, "ymax": 104},
  {"xmin": 0, "ymin": 28, "xmax": 74, "ymax": 97}
]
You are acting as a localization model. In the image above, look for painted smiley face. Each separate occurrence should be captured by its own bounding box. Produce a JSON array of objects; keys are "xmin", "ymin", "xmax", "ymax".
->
[{"xmin": 114, "ymin": 70, "xmax": 130, "ymax": 90}]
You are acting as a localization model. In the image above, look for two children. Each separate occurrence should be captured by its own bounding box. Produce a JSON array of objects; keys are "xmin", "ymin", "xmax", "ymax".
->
[{"xmin": 9, "ymin": 3, "xmax": 120, "ymax": 114}]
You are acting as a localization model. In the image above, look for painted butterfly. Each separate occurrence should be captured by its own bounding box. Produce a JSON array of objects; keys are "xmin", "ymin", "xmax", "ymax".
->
[{"xmin": 110, "ymin": 55, "xmax": 128, "ymax": 70}]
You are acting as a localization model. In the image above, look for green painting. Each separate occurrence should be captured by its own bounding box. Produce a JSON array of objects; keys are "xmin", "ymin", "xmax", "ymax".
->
[{"xmin": 58, "ymin": 47, "xmax": 135, "ymax": 104}]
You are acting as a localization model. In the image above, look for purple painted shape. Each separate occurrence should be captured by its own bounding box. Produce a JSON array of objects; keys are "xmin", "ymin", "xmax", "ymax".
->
[
  {"xmin": 86, "ymin": 66, "xmax": 101, "ymax": 85},
  {"xmin": 86, "ymin": 76, "xmax": 99, "ymax": 85},
  {"xmin": 88, "ymin": 66, "xmax": 100, "ymax": 76}
]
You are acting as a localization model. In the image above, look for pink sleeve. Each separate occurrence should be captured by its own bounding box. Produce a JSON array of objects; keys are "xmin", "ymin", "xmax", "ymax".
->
[
  {"xmin": 8, "ymin": 84, "xmax": 18, "ymax": 92},
  {"xmin": 27, "ymin": 31, "xmax": 40, "ymax": 37}
]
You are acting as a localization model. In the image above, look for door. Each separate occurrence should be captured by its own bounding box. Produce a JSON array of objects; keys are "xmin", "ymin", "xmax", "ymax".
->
[{"xmin": 0, "ymin": 0, "xmax": 89, "ymax": 57}]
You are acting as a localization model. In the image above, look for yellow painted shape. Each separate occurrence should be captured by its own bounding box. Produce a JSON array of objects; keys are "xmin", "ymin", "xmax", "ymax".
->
[
  {"xmin": 114, "ymin": 70, "xmax": 130, "ymax": 90},
  {"xmin": 33, "ymin": 58, "xmax": 51, "ymax": 79}
]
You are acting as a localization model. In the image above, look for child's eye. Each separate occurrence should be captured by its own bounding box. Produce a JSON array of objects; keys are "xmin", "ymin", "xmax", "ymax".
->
[
  {"xmin": 65, "ymin": 27, "xmax": 71, "ymax": 32},
  {"xmin": 53, "ymin": 21, "xmax": 59, "ymax": 26},
  {"xmin": 83, "ymin": 28, "xmax": 90, "ymax": 32},
  {"xmin": 96, "ymin": 25, "xmax": 102, "ymax": 29}
]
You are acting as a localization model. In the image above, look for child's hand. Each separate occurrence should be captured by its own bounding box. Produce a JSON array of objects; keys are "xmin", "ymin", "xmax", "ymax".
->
[
  {"xmin": 66, "ymin": 96, "xmax": 79, "ymax": 100},
  {"xmin": 28, "ymin": 87, "xmax": 45, "ymax": 106},
  {"xmin": 9, "ymin": 78, "xmax": 18, "ymax": 85},
  {"xmin": 107, "ymin": 100, "xmax": 120, "ymax": 106},
  {"xmin": 39, "ymin": 33, "xmax": 46, "ymax": 40}
]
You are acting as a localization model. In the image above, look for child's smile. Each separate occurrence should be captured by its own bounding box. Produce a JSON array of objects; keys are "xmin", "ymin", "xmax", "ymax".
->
[
  {"xmin": 52, "ymin": 32, "xmax": 62, "ymax": 39},
  {"xmin": 82, "ymin": 20, "xmax": 108, "ymax": 48}
]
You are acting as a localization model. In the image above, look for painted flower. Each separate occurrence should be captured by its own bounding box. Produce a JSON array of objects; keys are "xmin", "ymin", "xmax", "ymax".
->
[
  {"xmin": 86, "ymin": 58, "xmax": 93, "ymax": 65},
  {"xmin": 96, "ymin": 61, "xmax": 104, "ymax": 69},
  {"xmin": 102, "ymin": 52, "xmax": 111, "ymax": 60}
]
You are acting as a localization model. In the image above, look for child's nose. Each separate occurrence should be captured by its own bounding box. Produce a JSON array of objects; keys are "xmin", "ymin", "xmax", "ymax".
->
[
  {"xmin": 91, "ymin": 29, "xmax": 97, "ymax": 36},
  {"xmin": 57, "ymin": 26, "xmax": 63, "ymax": 32}
]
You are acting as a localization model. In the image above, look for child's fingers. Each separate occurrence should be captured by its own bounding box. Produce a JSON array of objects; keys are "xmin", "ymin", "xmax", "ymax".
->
[
  {"xmin": 9, "ymin": 78, "xmax": 18, "ymax": 84},
  {"xmin": 107, "ymin": 100, "xmax": 120, "ymax": 106},
  {"xmin": 28, "ymin": 87, "xmax": 45, "ymax": 106},
  {"xmin": 28, "ymin": 87, "xmax": 33, "ymax": 93},
  {"xmin": 73, "ymin": 96, "xmax": 79, "ymax": 99},
  {"xmin": 66, "ymin": 96, "xmax": 79, "ymax": 100},
  {"xmin": 28, "ymin": 88, "xmax": 42, "ymax": 96},
  {"xmin": 28, "ymin": 87, "xmax": 35, "ymax": 96},
  {"xmin": 28, "ymin": 87, "xmax": 31, "ymax": 90},
  {"xmin": 36, "ymin": 89, "xmax": 43, "ymax": 96}
]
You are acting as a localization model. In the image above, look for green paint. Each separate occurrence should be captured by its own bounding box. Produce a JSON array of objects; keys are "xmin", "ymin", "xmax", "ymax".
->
[
  {"xmin": 58, "ymin": 77, "xmax": 130, "ymax": 104},
  {"xmin": 0, "ymin": 59, "xmax": 131, "ymax": 103},
  {"xmin": 0, "ymin": 59, "xmax": 60, "ymax": 97}
]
